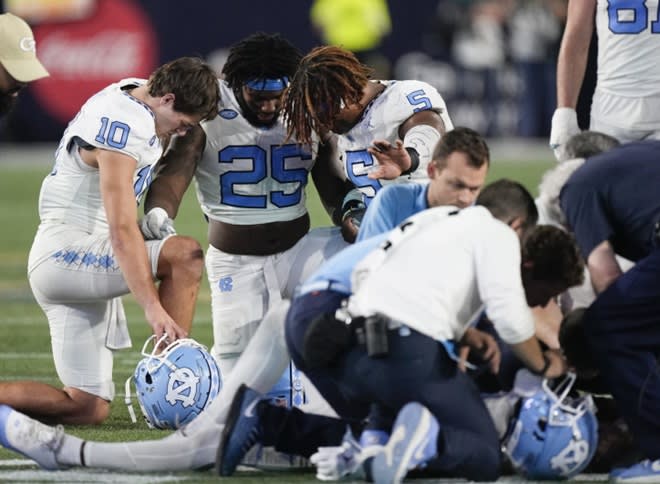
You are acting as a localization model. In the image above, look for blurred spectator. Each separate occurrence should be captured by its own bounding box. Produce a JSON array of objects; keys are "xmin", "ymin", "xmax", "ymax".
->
[
  {"xmin": 452, "ymin": 1, "xmax": 512, "ymax": 71},
  {"xmin": 451, "ymin": 0, "xmax": 515, "ymax": 135},
  {"xmin": 509, "ymin": 0, "xmax": 567, "ymax": 137},
  {"xmin": 0, "ymin": 12, "xmax": 48, "ymax": 117},
  {"xmin": 423, "ymin": 0, "xmax": 469, "ymax": 61},
  {"xmin": 310, "ymin": 0, "xmax": 392, "ymax": 78}
]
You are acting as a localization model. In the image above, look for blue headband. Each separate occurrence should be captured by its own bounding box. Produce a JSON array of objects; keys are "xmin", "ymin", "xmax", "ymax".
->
[{"xmin": 245, "ymin": 77, "xmax": 289, "ymax": 91}]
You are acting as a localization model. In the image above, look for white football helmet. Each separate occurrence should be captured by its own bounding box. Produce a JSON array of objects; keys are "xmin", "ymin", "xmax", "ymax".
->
[{"xmin": 125, "ymin": 335, "xmax": 222, "ymax": 429}]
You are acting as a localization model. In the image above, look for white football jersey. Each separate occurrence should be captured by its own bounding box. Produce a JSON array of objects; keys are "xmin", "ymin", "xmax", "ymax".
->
[
  {"xmin": 38, "ymin": 78, "xmax": 162, "ymax": 233},
  {"xmin": 596, "ymin": 0, "xmax": 660, "ymax": 97},
  {"xmin": 195, "ymin": 81, "xmax": 316, "ymax": 225},
  {"xmin": 335, "ymin": 80, "xmax": 453, "ymax": 202}
]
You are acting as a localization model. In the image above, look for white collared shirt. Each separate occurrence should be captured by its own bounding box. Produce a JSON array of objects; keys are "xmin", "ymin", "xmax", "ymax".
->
[{"xmin": 348, "ymin": 205, "xmax": 535, "ymax": 344}]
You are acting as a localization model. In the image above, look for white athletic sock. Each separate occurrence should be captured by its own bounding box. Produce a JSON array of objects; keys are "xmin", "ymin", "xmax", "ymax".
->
[
  {"xmin": 56, "ymin": 433, "xmax": 85, "ymax": 467},
  {"xmin": 83, "ymin": 415, "xmax": 223, "ymax": 471}
]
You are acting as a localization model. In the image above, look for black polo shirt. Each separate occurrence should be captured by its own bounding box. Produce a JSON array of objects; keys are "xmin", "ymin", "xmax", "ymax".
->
[{"xmin": 560, "ymin": 140, "xmax": 660, "ymax": 262}]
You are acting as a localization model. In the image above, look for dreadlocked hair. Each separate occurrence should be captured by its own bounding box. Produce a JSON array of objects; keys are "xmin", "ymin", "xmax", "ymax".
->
[
  {"xmin": 283, "ymin": 45, "xmax": 373, "ymax": 145},
  {"xmin": 222, "ymin": 32, "xmax": 302, "ymax": 90}
]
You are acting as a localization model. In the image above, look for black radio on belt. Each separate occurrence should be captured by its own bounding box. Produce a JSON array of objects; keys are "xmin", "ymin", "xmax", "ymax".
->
[{"xmin": 363, "ymin": 314, "xmax": 389, "ymax": 358}]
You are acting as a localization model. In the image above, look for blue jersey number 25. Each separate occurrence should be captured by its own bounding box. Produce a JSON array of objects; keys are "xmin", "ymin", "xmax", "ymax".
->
[
  {"xmin": 608, "ymin": 0, "xmax": 660, "ymax": 34},
  {"xmin": 219, "ymin": 144, "xmax": 311, "ymax": 208}
]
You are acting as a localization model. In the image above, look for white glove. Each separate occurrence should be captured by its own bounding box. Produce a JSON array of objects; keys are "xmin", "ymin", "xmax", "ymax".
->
[
  {"xmin": 310, "ymin": 430, "xmax": 383, "ymax": 481},
  {"xmin": 549, "ymin": 107, "xmax": 580, "ymax": 162},
  {"xmin": 311, "ymin": 445, "xmax": 360, "ymax": 481},
  {"xmin": 140, "ymin": 207, "xmax": 176, "ymax": 240}
]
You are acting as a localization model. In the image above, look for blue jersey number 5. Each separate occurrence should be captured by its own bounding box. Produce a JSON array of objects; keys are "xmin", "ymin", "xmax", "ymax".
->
[
  {"xmin": 608, "ymin": 0, "xmax": 660, "ymax": 34},
  {"xmin": 345, "ymin": 150, "xmax": 382, "ymax": 203},
  {"xmin": 406, "ymin": 90, "xmax": 432, "ymax": 112}
]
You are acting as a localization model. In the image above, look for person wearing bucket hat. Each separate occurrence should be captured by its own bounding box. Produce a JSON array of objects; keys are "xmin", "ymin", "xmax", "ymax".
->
[{"xmin": 0, "ymin": 12, "xmax": 49, "ymax": 115}]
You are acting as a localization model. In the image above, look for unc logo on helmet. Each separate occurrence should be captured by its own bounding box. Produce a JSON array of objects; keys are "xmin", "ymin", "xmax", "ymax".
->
[
  {"xmin": 504, "ymin": 373, "xmax": 598, "ymax": 480},
  {"xmin": 126, "ymin": 336, "xmax": 222, "ymax": 430},
  {"xmin": 165, "ymin": 367, "xmax": 200, "ymax": 407}
]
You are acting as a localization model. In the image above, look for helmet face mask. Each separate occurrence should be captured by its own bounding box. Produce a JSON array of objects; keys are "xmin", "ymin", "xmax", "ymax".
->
[
  {"xmin": 129, "ymin": 336, "xmax": 222, "ymax": 430},
  {"xmin": 504, "ymin": 373, "xmax": 599, "ymax": 480}
]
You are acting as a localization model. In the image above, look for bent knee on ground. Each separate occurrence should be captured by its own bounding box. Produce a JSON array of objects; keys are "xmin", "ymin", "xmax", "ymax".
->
[{"xmin": 62, "ymin": 387, "xmax": 111, "ymax": 425}]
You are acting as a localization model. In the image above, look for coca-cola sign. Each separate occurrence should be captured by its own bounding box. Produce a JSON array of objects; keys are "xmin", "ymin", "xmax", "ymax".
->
[{"xmin": 31, "ymin": 0, "xmax": 157, "ymax": 122}]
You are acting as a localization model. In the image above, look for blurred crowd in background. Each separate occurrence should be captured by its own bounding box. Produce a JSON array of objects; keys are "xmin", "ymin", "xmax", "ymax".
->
[{"xmin": 1, "ymin": 0, "xmax": 588, "ymax": 143}]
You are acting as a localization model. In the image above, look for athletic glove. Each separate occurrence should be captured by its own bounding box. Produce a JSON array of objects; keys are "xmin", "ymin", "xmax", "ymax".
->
[
  {"xmin": 336, "ymin": 188, "xmax": 366, "ymax": 243},
  {"xmin": 310, "ymin": 429, "xmax": 383, "ymax": 481},
  {"xmin": 549, "ymin": 107, "xmax": 580, "ymax": 162},
  {"xmin": 140, "ymin": 207, "xmax": 176, "ymax": 240}
]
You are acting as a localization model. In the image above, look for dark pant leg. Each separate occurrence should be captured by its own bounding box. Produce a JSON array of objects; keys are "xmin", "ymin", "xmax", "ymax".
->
[
  {"xmin": 585, "ymin": 249, "xmax": 660, "ymax": 459},
  {"xmin": 259, "ymin": 403, "xmax": 356, "ymax": 458},
  {"xmin": 241, "ymin": 289, "xmax": 370, "ymax": 460},
  {"xmin": 335, "ymin": 328, "xmax": 502, "ymax": 481},
  {"xmin": 284, "ymin": 289, "xmax": 370, "ymax": 421},
  {"xmin": 251, "ymin": 290, "xmax": 368, "ymax": 459}
]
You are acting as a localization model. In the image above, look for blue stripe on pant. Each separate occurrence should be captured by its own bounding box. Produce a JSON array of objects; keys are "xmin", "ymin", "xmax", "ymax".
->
[
  {"xmin": 584, "ymin": 248, "xmax": 660, "ymax": 460},
  {"xmin": 285, "ymin": 291, "xmax": 502, "ymax": 481},
  {"xmin": 285, "ymin": 289, "xmax": 371, "ymax": 421}
]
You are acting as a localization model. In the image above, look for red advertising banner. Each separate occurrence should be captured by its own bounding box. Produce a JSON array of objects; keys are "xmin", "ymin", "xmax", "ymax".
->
[{"xmin": 30, "ymin": 0, "xmax": 158, "ymax": 123}]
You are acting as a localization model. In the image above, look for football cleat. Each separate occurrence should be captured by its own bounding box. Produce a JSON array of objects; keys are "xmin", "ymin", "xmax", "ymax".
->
[
  {"xmin": 611, "ymin": 459, "xmax": 660, "ymax": 483},
  {"xmin": 370, "ymin": 402, "xmax": 439, "ymax": 484},
  {"xmin": 359, "ymin": 429, "xmax": 389, "ymax": 447},
  {"xmin": 0, "ymin": 405, "xmax": 66, "ymax": 470},
  {"xmin": 216, "ymin": 384, "xmax": 264, "ymax": 476}
]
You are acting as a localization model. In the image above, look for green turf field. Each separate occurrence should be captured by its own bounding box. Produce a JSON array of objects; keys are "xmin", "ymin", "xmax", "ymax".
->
[{"xmin": 0, "ymin": 156, "xmax": 563, "ymax": 482}]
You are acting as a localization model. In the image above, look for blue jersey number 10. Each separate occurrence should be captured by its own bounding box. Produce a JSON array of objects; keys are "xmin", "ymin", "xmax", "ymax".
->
[{"xmin": 95, "ymin": 117, "xmax": 131, "ymax": 148}]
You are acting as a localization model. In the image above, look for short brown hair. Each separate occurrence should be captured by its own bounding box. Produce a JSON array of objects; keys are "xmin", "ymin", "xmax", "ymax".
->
[
  {"xmin": 433, "ymin": 126, "xmax": 490, "ymax": 170},
  {"xmin": 148, "ymin": 57, "xmax": 219, "ymax": 121},
  {"xmin": 476, "ymin": 178, "xmax": 538, "ymax": 234}
]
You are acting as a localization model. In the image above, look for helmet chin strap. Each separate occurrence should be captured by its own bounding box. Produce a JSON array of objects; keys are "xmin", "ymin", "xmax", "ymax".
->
[
  {"xmin": 125, "ymin": 335, "xmax": 176, "ymax": 426},
  {"xmin": 125, "ymin": 375, "xmax": 138, "ymax": 424}
]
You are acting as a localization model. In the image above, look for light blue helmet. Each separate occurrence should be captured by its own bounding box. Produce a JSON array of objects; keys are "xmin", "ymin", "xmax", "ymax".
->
[
  {"xmin": 128, "ymin": 336, "xmax": 222, "ymax": 430},
  {"xmin": 504, "ymin": 373, "xmax": 599, "ymax": 480}
]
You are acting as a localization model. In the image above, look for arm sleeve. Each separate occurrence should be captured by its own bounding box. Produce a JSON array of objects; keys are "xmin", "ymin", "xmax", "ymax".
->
[{"xmin": 474, "ymin": 222, "xmax": 536, "ymax": 344}]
